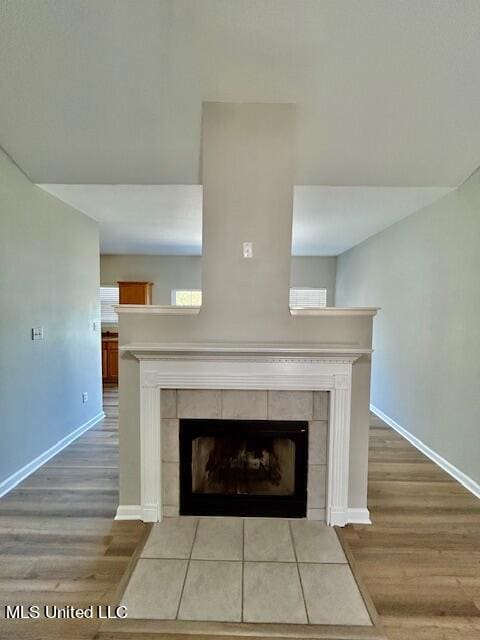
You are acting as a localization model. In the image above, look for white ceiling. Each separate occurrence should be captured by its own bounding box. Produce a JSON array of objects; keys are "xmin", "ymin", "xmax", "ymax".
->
[
  {"xmin": 292, "ymin": 186, "xmax": 452, "ymax": 255},
  {"xmin": 39, "ymin": 184, "xmax": 451, "ymax": 255},
  {"xmin": 1, "ymin": 1, "xmax": 480, "ymax": 186},
  {"xmin": 2, "ymin": 2, "xmax": 478, "ymax": 255},
  {"xmin": 39, "ymin": 184, "xmax": 203, "ymax": 255}
]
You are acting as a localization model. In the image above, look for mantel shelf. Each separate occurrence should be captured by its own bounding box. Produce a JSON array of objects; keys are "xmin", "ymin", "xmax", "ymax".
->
[
  {"xmin": 114, "ymin": 305, "xmax": 200, "ymax": 315},
  {"xmin": 119, "ymin": 341, "xmax": 372, "ymax": 360},
  {"xmin": 289, "ymin": 307, "xmax": 379, "ymax": 317}
]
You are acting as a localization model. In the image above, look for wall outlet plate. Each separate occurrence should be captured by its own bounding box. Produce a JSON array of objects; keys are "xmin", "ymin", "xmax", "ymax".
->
[
  {"xmin": 243, "ymin": 242, "xmax": 253, "ymax": 258},
  {"xmin": 82, "ymin": 392, "xmax": 88, "ymax": 403},
  {"xmin": 31, "ymin": 327, "xmax": 44, "ymax": 340}
]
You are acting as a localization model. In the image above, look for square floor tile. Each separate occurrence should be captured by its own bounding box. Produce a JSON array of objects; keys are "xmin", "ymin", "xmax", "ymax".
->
[
  {"xmin": 243, "ymin": 562, "xmax": 307, "ymax": 624},
  {"xmin": 178, "ymin": 560, "xmax": 242, "ymax": 622},
  {"xmin": 192, "ymin": 518, "xmax": 243, "ymax": 560},
  {"xmin": 299, "ymin": 563, "xmax": 372, "ymax": 625},
  {"xmin": 244, "ymin": 518, "xmax": 295, "ymax": 562},
  {"xmin": 141, "ymin": 517, "xmax": 197, "ymax": 559},
  {"xmin": 290, "ymin": 520, "xmax": 347, "ymax": 563},
  {"xmin": 121, "ymin": 558, "xmax": 187, "ymax": 619}
]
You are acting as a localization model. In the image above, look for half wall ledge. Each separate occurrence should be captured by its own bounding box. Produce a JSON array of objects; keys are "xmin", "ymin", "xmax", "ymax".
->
[
  {"xmin": 114, "ymin": 305, "xmax": 201, "ymax": 315},
  {"xmin": 289, "ymin": 307, "xmax": 379, "ymax": 316},
  {"xmin": 113, "ymin": 305, "xmax": 378, "ymax": 317}
]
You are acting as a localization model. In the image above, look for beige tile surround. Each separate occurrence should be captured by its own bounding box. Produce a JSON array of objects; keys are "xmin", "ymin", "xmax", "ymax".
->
[{"xmin": 161, "ymin": 389, "xmax": 329, "ymax": 520}]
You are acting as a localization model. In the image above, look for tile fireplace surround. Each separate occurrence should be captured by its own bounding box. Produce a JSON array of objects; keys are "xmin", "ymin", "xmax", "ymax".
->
[
  {"xmin": 117, "ymin": 342, "xmax": 372, "ymax": 527},
  {"xmin": 163, "ymin": 388, "xmax": 327, "ymax": 520}
]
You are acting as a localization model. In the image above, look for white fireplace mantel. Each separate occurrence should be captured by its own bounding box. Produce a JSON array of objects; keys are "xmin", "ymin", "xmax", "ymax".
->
[{"xmin": 120, "ymin": 342, "xmax": 371, "ymax": 527}]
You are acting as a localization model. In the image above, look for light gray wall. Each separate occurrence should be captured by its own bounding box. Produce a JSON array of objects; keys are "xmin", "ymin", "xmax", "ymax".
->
[
  {"xmin": 201, "ymin": 103, "xmax": 295, "ymax": 324},
  {"xmin": 0, "ymin": 148, "xmax": 102, "ymax": 491},
  {"xmin": 100, "ymin": 254, "xmax": 335, "ymax": 307},
  {"xmin": 100, "ymin": 254, "xmax": 202, "ymax": 305},
  {"xmin": 290, "ymin": 256, "xmax": 337, "ymax": 306},
  {"xmin": 118, "ymin": 104, "xmax": 373, "ymax": 511},
  {"xmin": 336, "ymin": 169, "xmax": 480, "ymax": 487}
]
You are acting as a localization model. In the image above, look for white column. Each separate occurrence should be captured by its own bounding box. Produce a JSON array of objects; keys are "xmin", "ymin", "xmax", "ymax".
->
[
  {"xmin": 140, "ymin": 385, "xmax": 161, "ymax": 522},
  {"xmin": 326, "ymin": 370, "xmax": 352, "ymax": 526}
]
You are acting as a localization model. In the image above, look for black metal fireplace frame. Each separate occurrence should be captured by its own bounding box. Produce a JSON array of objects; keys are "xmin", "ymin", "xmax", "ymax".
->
[{"xmin": 179, "ymin": 419, "xmax": 308, "ymax": 518}]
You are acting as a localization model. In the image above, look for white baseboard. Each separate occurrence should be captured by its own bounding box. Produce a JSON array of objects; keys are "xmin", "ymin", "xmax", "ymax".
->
[
  {"xmin": 115, "ymin": 505, "xmax": 370, "ymax": 524},
  {"xmin": 371, "ymin": 404, "xmax": 480, "ymax": 500},
  {"xmin": 347, "ymin": 508, "xmax": 371, "ymax": 524},
  {"xmin": 115, "ymin": 505, "xmax": 142, "ymax": 520},
  {"xmin": 0, "ymin": 411, "xmax": 105, "ymax": 498}
]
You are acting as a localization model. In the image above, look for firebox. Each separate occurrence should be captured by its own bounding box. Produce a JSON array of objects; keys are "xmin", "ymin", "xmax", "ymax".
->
[{"xmin": 179, "ymin": 419, "xmax": 308, "ymax": 517}]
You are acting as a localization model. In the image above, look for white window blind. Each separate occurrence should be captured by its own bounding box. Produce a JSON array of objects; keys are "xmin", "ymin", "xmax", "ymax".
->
[
  {"xmin": 171, "ymin": 289, "xmax": 202, "ymax": 306},
  {"xmin": 289, "ymin": 287, "xmax": 327, "ymax": 308},
  {"xmin": 100, "ymin": 286, "xmax": 119, "ymax": 323}
]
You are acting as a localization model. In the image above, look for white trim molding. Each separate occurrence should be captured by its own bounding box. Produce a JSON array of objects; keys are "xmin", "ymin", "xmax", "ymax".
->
[
  {"xmin": 140, "ymin": 386, "xmax": 161, "ymax": 522},
  {"xmin": 114, "ymin": 306, "xmax": 377, "ymax": 318},
  {"xmin": 120, "ymin": 341, "xmax": 372, "ymax": 358},
  {"xmin": 114, "ymin": 305, "xmax": 200, "ymax": 315},
  {"xmin": 290, "ymin": 307, "xmax": 379, "ymax": 317},
  {"xmin": 115, "ymin": 505, "xmax": 142, "ymax": 520},
  {"xmin": 371, "ymin": 404, "xmax": 480, "ymax": 500},
  {"xmin": 347, "ymin": 508, "xmax": 372, "ymax": 524},
  {"xmin": 0, "ymin": 411, "xmax": 105, "ymax": 498},
  {"xmin": 118, "ymin": 342, "xmax": 370, "ymax": 527}
]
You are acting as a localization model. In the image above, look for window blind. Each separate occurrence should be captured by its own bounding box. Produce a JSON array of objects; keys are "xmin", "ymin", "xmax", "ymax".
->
[
  {"xmin": 100, "ymin": 286, "xmax": 119, "ymax": 323},
  {"xmin": 289, "ymin": 287, "xmax": 327, "ymax": 308}
]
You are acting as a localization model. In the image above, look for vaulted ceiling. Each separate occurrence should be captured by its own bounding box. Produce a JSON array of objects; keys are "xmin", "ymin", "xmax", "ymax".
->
[
  {"xmin": 1, "ymin": 0, "xmax": 479, "ymax": 186},
  {"xmin": 1, "ymin": 1, "xmax": 479, "ymax": 254},
  {"xmin": 39, "ymin": 183, "xmax": 452, "ymax": 255}
]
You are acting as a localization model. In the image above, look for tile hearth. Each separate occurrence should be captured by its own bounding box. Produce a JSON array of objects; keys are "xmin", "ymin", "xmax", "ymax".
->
[{"xmin": 121, "ymin": 517, "xmax": 372, "ymax": 626}]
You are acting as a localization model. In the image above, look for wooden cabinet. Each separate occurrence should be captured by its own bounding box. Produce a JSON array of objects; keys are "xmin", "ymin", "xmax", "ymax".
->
[
  {"xmin": 118, "ymin": 281, "xmax": 153, "ymax": 305},
  {"xmin": 102, "ymin": 333, "xmax": 118, "ymax": 384}
]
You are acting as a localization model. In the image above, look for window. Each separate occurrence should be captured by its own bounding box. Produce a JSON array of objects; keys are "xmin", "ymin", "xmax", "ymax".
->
[
  {"xmin": 289, "ymin": 287, "xmax": 327, "ymax": 308},
  {"xmin": 100, "ymin": 286, "xmax": 119, "ymax": 323},
  {"xmin": 171, "ymin": 289, "xmax": 202, "ymax": 306}
]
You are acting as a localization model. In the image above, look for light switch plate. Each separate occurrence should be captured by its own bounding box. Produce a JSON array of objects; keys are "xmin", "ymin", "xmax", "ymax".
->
[
  {"xmin": 32, "ymin": 327, "xmax": 44, "ymax": 340},
  {"xmin": 243, "ymin": 242, "xmax": 253, "ymax": 258}
]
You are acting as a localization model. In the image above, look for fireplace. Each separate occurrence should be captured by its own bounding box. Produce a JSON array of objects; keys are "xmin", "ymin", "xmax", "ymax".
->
[
  {"xmin": 180, "ymin": 419, "xmax": 308, "ymax": 517},
  {"xmin": 115, "ymin": 342, "xmax": 370, "ymax": 526}
]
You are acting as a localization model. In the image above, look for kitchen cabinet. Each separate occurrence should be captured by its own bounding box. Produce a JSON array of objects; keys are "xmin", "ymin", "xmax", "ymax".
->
[
  {"xmin": 118, "ymin": 281, "xmax": 153, "ymax": 305},
  {"xmin": 102, "ymin": 332, "xmax": 118, "ymax": 384}
]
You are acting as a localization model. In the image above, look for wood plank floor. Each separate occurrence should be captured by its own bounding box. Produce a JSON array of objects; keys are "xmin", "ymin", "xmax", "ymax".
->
[
  {"xmin": 339, "ymin": 414, "xmax": 480, "ymax": 640},
  {"xmin": 0, "ymin": 388, "xmax": 479, "ymax": 639},
  {"xmin": 0, "ymin": 386, "xmax": 146, "ymax": 639}
]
